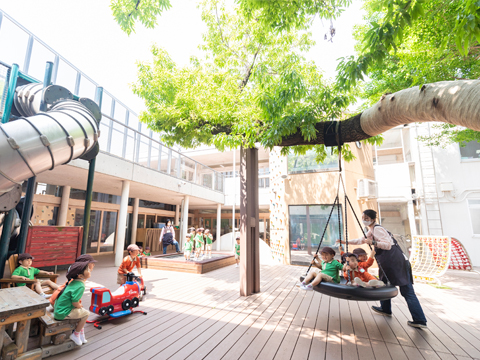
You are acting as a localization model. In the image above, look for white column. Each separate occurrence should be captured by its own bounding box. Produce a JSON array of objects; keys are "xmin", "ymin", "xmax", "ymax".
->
[
  {"xmin": 130, "ymin": 198, "xmax": 139, "ymax": 245},
  {"xmin": 115, "ymin": 180, "xmax": 130, "ymax": 267},
  {"xmin": 181, "ymin": 196, "xmax": 190, "ymax": 249},
  {"xmin": 57, "ymin": 185, "xmax": 71, "ymax": 226},
  {"xmin": 407, "ymin": 200, "xmax": 417, "ymax": 236},
  {"xmin": 216, "ymin": 203, "xmax": 221, "ymax": 250}
]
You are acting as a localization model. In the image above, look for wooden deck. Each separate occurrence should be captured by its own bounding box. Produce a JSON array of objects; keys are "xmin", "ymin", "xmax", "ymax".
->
[{"xmin": 50, "ymin": 255, "xmax": 480, "ymax": 360}]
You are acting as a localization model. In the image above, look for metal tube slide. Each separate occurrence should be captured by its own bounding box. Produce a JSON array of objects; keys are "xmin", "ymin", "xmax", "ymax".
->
[{"xmin": 0, "ymin": 100, "xmax": 99, "ymax": 194}]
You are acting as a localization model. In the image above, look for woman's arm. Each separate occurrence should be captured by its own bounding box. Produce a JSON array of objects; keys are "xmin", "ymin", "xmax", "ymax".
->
[
  {"xmin": 159, "ymin": 228, "xmax": 165, "ymax": 242},
  {"xmin": 372, "ymin": 227, "xmax": 393, "ymax": 250}
]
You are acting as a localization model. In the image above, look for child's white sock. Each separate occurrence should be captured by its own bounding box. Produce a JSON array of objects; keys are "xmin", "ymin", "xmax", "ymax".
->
[{"xmin": 79, "ymin": 328, "xmax": 87, "ymax": 343}]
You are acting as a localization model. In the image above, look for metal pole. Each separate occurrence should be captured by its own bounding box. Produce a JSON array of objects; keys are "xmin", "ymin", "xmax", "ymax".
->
[
  {"xmin": 81, "ymin": 87, "xmax": 103, "ymax": 254},
  {"xmin": 81, "ymin": 158, "xmax": 95, "ymax": 254},
  {"xmin": 0, "ymin": 64, "xmax": 18, "ymax": 268},
  {"xmin": 1, "ymin": 63, "xmax": 19, "ymax": 124},
  {"xmin": 17, "ymin": 61, "xmax": 54, "ymax": 253},
  {"xmin": 0, "ymin": 210, "xmax": 14, "ymax": 278}
]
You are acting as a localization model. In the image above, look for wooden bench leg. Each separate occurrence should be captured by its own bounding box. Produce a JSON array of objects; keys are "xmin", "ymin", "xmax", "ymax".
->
[{"xmin": 15, "ymin": 320, "xmax": 31, "ymax": 354}]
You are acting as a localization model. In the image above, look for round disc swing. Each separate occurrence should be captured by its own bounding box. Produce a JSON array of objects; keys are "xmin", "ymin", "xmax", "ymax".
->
[{"xmin": 299, "ymin": 141, "xmax": 398, "ymax": 302}]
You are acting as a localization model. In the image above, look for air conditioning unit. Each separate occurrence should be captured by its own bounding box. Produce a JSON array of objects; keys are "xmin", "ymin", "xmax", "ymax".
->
[{"xmin": 357, "ymin": 179, "xmax": 378, "ymax": 199}]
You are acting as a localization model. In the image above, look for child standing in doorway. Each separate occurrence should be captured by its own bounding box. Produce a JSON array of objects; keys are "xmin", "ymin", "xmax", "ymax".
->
[
  {"xmin": 204, "ymin": 229, "xmax": 213, "ymax": 259},
  {"xmin": 183, "ymin": 235, "xmax": 193, "ymax": 261},
  {"xmin": 235, "ymin": 236, "xmax": 240, "ymax": 268},
  {"xmin": 194, "ymin": 228, "xmax": 205, "ymax": 261}
]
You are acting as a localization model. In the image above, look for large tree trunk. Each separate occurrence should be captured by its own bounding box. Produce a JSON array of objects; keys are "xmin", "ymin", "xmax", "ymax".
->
[{"xmin": 279, "ymin": 80, "xmax": 480, "ymax": 146}]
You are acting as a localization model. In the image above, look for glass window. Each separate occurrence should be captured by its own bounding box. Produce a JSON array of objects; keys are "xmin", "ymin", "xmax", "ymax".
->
[
  {"xmin": 146, "ymin": 214, "xmax": 156, "ymax": 228},
  {"xmin": 82, "ymin": 209, "xmax": 101, "ymax": 254},
  {"xmin": 138, "ymin": 200, "xmax": 175, "ymax": 211},
  {"xmin": 289, "ymin": 204, "xmax": 342, "ymax": 266},
  {"xmin": 460, "ymin": 141, "xmax": 480, "ymax": 160},
  {"xmin": 468, "ymin": 199, "xmax": 480, "ymax": 235},
  {"xmin": 100, "ymin": 211, "xmax": 117, "ymax": 253},
  {"xmin": 137, "ymin": 214, "xmax": 145, "ymax": 229},
  {"xmin": 35, "ymin": 183, "xmax": 62, "ymax": 197},
  {"xmin": 70, "ymin": 189, "xmax": 121, "ymax": 204},
  {"xmin": 32, "ymin": 205, "xmax": 59, "ymax": 225},
  {"xmin": 288, "ymin": 150, "xmax": 338, "ymax": 174}
]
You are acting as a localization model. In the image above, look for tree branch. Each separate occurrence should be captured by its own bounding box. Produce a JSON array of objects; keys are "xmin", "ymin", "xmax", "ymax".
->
[
  {"xmin": 128, "ymin": 0, "xmax": 141, "ymax": 17},
  {"xmin": 240, "ymin": 45, "xmax": 262, "ymax": 90}
]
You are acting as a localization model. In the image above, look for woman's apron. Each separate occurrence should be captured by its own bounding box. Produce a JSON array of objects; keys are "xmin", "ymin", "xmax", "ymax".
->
[
  {"xmin": 373, "ymin": 225, "xmax": 413, "ymax": 287},
  {"xmin": 162, "ymin": 227, "xmax": 174, "ymax": 246}
]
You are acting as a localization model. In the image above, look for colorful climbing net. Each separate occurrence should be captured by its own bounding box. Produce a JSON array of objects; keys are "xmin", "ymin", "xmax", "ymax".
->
[
  {"xmin": 410, "ymin": 236, "xmax": 451, "ymax": 285},
  {"xmin": 448, "ymin": 238, "xmax": 473, "ymax": 271}
]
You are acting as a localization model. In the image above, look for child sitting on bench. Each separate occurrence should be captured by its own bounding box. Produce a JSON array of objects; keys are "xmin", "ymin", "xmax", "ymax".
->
[
  {"xmin": 54, "ymin": 262, "xmax": 92, "ymax": 346},
  {"xmin": 299, "ymin": 247, "xmax": 344, "ymax": 290},
  {"xmin": 12, "ymin": 253, "xmax": 58, "ymax": 298},
  {"xmin": 343, "ymin": 252, "xmax": 384, "ymax": 288}
]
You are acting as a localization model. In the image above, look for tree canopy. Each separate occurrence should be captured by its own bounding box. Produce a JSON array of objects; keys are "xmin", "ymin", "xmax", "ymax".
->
[
  {"xmin": 130, "ymin": 0, "xmax": 358, "ymax": 162},
  {"xmin": 110, "ymin": 0, "xmax": 480, "ymax": 154}
]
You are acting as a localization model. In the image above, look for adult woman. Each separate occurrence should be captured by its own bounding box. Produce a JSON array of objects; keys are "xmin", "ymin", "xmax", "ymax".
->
[
  {"xmin": 159, "ymin": 219, "xmax": 180, "ymax": 254},
  {"xmin": 339, "ymin": 209, "xmax": 427, "ymax": 329}
]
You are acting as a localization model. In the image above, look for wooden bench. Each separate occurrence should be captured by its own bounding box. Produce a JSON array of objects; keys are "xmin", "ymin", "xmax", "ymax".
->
[
  {"xmin": 0, "ymin": 254, "xmax": 58, "ymax": 294},
  {"xmin": 36, "ymin": 312, "xmax": 80, "ymax": 358}
]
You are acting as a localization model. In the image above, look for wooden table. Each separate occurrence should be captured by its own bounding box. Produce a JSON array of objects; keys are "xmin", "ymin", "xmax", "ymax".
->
[{"xmin": 0, "ymin": 286, "xmax": 49, "ymax": 360}]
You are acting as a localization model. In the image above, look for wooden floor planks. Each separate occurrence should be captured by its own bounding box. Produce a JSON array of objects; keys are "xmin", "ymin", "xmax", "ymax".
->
[{"xmin": 47, "ymin": 261, "xmax": 479, "ymax": 360}]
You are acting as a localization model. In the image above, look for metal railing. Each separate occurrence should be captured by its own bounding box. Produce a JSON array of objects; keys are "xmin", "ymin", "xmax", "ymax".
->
[{"xmin": 0, "ymin": 10, "xmax": 224, "ymax": 193}]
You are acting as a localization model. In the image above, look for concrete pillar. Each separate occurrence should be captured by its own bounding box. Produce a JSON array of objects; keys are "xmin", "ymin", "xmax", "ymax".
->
[
  {"xmin": 407, "ymin": 200, "xmax": 417, "ymax": 236},
  {"xmin": 174, "ymin": 205, "xmax": 180, "ymax": 226},
  {"xmin": 181, "ymin": 195, "xmax": 190, "ymax": 249},
  {"xmin": 115, "ymin": 180, "xmax": 130, "ymax": 267},
  {"xmin": 216, "ymin": 203, "xmax": 221, "ymax": 250},
  {"xmin": 57, "ymin": 185, "xmax": 71, "ymax": 226},
  {"xmin": 130, "ymin": 198, "xmax": 139, "ymax": 245},
  {"xmin": 240, "ymin": 147, "xmax": 260, "ymax": 296}
]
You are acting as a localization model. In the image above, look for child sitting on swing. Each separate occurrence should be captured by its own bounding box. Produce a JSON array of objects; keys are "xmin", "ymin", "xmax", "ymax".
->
[
  {"xmin": 339, "ymin": 244, "xmax": 376, "ymax": 271},
  {"xmin": 299, "ymin": 247, "xmax": 344, "ymax": 290},
  {"xmin": 343, "ymin": 252, "xmax": 385, "ymax": 288}
]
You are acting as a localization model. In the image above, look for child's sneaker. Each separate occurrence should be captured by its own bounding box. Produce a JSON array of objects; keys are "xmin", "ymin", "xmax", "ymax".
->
[
  {"xmin": 40, "ymin": 293, "xmax": 52, "ymax": 299},
  {"xmin": 70, "ymin": 333, "xmax": 83, "ymax": 346},
  {"xmin": 235, "ymin": 264, "xmax": 239, "ymax": 268},
  {"xmin": 80, "ymin": 330, "xmax": 87, "ymax": 344},
  {"xmin": 296, "ymin": 281, "xmax": 306, "ymax": 288},
  {"xmin": 303, "ymin": 284, "xmax": 313, "ymax": 291},
  {"xmin": 354, "ymin": 277, "xmax": 368, "ymax": 288},
  {"xmin": 368, "ymin": 280, "xmax": 385, "ymax": 288}
]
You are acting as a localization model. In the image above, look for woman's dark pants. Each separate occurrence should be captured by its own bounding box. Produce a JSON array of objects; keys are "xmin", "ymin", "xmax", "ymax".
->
[
  {"xmin": 163, "ymin": 240, "xmax": 180, "ymax": 254},
  {"xmin": 380, "ymin": 283, "xmax": 427, "ymax": 323}
]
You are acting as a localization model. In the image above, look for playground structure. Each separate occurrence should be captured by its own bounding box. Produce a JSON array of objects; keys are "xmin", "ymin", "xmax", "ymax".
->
[
  {"xmin": 0, "ymin": 60, "xmax": 102, "ymax": 279},
  {"xmin": 410, "ymin": 235, "xmax": 474, "ymax": 285}
]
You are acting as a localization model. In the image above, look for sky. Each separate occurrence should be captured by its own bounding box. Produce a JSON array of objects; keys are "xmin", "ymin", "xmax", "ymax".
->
[{"xmin": 0, "ymin": 0, "xmax": 364, "ymax": 114}]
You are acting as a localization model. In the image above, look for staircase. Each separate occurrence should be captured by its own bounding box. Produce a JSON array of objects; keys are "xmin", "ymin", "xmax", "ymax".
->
[{"xmin": 415, "ymin": 123, "xmax": 444, "ymax": 236}]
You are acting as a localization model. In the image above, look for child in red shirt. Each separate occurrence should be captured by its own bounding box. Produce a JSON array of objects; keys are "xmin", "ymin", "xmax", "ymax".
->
[
  {"xmin": 343, "ymin": 252, "xmax": 384, "ymax": 288},
  {"xmin": 117, "ymin": 244, "xmax": 142, "ymax": 285}
]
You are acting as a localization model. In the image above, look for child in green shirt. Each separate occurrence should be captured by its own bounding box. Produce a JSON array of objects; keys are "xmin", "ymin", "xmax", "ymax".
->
[
  {"xmin": 183, "ymin": 235, "xmax": 193, "ymax": 261},
  {"xmin": 300, "ymin": 247, "xmax": 344, "ymax": 290},
  {"xmin": 204, "ymin": 229, "xmax": 213, "ymax": 259},
  {"xmin": 12, "ymin": 253, "xmax": 58, "ymax": 298},
  {"xmin": 143, "ymin": 246, "xmax": 151, "ymax": 256},
  {"xmin": 235, "ymin": 236, "xmax": 240, "ymax": 268},
  {"xmin": 54, "ymin": 261, "xmax": 92, "ymax": 346},
  {"xmin": 194, "ymin": 228, "xmax": 204, "ymax": 261}
]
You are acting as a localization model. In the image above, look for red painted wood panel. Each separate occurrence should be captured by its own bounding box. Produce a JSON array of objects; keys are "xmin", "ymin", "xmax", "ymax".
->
[{"xmin": 25, "ymin": 226, "xmax": 83, "ymax": 267}]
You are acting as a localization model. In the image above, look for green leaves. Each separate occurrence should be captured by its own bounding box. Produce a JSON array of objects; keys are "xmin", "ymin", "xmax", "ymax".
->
[
  {"xmin": 110, "ymin": 0, "xmax": 171, "ymax": 35},
  {"xmin": 130, "ymin": 0, "xmax": 351, "ymax": 153}
]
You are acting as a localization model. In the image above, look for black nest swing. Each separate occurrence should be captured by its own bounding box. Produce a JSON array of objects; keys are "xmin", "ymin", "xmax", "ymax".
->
[{"xmin": 299, "ymin": 142, "xmax": 398, "ymax": 302}]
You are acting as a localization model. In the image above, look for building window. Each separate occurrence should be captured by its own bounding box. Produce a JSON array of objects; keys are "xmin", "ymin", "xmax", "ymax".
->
[
  {"xmin": 468, "ymin": 199, "xmax": 480, "ymax": 235},
  {"xmin": 460, "ymin": 141, "xmax": 480, "ymax": 160},
  {"xmin": 34, "ymin": 183, "xmax": 62, "ymax": 197},
  {"xmin": 289, "ymin": 204, "xmax": 342, "ymax": 266},
  {"xmin": 373, "ymin": 128, "xmax": 405, "ymax": 165},
  {"xmin": 287, "ymin": 150, "xmax": 338, "ymax": 174}
]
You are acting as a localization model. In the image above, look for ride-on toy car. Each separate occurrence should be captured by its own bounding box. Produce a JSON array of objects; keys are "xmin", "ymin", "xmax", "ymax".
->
[{"xmin": 88, "ymin": 272, "xmax": 147, "ymax": 329}]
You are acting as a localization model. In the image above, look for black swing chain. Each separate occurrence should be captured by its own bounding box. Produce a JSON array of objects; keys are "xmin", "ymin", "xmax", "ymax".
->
[{"xmin": 304, "ymin": 195, "xmax": 339, "ymax": 276}]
